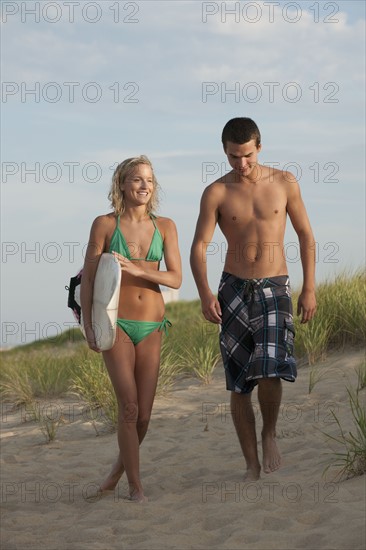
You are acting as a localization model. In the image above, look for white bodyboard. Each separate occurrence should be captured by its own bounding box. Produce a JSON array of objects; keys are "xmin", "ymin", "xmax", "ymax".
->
[{"xmin": 75, "ymin": 253, "xmax": 121, "ymax": 350}]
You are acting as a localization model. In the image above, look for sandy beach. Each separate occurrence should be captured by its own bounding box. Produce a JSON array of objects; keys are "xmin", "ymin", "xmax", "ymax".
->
[{"xmin": 1, "ymin": 349, "xmax": 365, "ymax": 550}]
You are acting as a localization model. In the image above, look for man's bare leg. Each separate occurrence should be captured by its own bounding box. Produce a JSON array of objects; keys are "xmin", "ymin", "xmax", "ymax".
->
[
  {"xmin": 231, "ymin": 392, "xmax": 261, "ymax": 481},
  {"xmin": 258, "ymin": 378, "xmax": 282, "ymax": 473}
]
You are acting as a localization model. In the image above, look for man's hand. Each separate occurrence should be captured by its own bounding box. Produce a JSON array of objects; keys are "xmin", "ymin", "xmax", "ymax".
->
[
  {"xmin": 201, "ymin": 293, "xmax": 222, "ymax": 324},
  {"xmin": 297, "ymin": 289, "xmax": 317, "ymax": 323}
]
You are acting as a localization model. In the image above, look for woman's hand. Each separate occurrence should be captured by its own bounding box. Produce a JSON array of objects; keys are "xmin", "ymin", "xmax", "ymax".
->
[
  {"xmin": 112, "ymin": 251, "xmax": 144, "ymax": 278},
  {"xmin": 85, "ymin": 325, "xmax": 101, "ymax": 353}
]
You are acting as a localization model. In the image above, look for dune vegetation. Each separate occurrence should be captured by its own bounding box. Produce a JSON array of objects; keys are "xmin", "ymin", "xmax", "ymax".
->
[{"xmin": 1, "ymin": 270, "xmax": 365, "ymax": 477}]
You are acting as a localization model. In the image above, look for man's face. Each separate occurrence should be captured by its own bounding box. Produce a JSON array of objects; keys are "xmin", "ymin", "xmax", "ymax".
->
[{"xmin": 224, "ymin": 139, "xmax": 261, "ymax": 178}]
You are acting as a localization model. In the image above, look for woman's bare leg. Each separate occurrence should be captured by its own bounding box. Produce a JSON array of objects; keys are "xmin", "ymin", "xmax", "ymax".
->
[
  {"xmin": 101, "ymin": 332, "xmax": 143, "ymax": 497},
  {"xmin": 100, "ymin": 329, "xmax": 162, "ymax": 501},
  {"xmin": 126, "ymin": 330, "xmax": 162, "ymax": 501},
  {"xmin": 134, "ymin": 331, "xmax": 162, "ymax": 443}
]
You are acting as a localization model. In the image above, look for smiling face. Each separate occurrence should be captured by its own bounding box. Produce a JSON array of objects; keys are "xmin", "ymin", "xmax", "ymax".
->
[
  {"xmin": 109, "ymin": 155, "xmax": 160, "ymax": 215},
  {"xmin": 121, "ymin": 163, "xmax": 154, "ymax": 208},
  {"xmin": 225, "ymin": 139, "xmax": 262, "ymax": 179}
]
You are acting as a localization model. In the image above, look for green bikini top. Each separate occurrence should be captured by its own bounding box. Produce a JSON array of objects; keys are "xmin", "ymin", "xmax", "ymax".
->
[{"xmin": 109, "ymin": 214, "xmax": 163, "ymax": 262}]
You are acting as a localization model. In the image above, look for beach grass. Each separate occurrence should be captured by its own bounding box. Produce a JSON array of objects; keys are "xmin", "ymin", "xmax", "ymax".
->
[
  {"xmin": 157, "ymin": 342, "xmax": 185, "ymax": 394},
  {"xmin": 356, "ymin": 360, "xmax": 366, "ymax": 392},
  {"xmin": 30, "ymin": 401, "xmax": 62, "ymax": 443},
  {"xmin": 0, "ymin": 350, "xmax": 75, "ymax": 406},
  {"xmin": 292, "ymin": 269, "xmax": 365, "ymax": 360},
  {"xmin": 1, "ymin": 270, "xmax": 365, "ymax": 449},
  {"xmin": 70, "ymin": 349, "xmax": 118, "ymax": 430},
  {"xmin": 322, "ymin": 386, "xmax": 366, "ymax": 480}
]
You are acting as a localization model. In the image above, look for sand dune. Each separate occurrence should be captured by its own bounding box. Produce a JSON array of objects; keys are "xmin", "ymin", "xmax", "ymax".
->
[{"xmin": 1, "ymin": 350, "xmax": 365, "ymax": 550}]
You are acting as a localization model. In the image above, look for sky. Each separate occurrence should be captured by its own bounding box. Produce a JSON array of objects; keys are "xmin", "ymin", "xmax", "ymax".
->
[{"xmin": 1, "ymin": 0, "xmax": 365, "ymax": 347}]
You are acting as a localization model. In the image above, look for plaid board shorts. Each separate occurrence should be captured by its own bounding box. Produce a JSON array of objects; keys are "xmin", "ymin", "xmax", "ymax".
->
[{"xmin": 218, "ymin": 272, "xmax": 297, "ymax": 394}]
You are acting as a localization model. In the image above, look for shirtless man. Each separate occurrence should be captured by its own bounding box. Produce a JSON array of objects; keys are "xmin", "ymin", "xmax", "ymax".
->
[{"xmin": 190, "ymin": 117, "xmax": 316, "ymax": 481}]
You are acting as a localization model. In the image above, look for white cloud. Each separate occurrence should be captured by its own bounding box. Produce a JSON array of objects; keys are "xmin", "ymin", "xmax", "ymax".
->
[{"xmin": 1, "ymin": 0, "xmax": 365, "ymax": 346}]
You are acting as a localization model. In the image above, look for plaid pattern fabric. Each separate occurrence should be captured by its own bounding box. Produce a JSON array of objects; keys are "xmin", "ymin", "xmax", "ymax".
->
[{"xmin": 218, "ymin": 272, "xmax": 297, "ymax": 394}]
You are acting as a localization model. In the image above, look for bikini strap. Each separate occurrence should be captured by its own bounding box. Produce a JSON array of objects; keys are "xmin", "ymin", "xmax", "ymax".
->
[
  {"xmin": 149, "ymin": 213, "xmax": 158, "ymax": 229},
  {"xmin": 116, "ymin": 214, "xmax": 120, "ymax": 227},
  {"xmin": 159, "ymin": 317, "xmax": 172, "ymax": 336}
]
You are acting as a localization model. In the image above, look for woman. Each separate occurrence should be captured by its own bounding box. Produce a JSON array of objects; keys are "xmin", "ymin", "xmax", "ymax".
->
[{"xmin": 80, "ymin": 155, "xmax": 182, "ymax": 502}]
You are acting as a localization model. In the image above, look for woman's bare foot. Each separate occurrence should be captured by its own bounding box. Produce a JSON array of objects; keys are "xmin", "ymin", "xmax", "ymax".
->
[
  {"xmin": 127, "ymin": 484, "xmax": 148, "ymax": 503},
  {"xmin": 243, "ymin": 467, "xmax": 261, "ymax": 482},
  {"xmin": 128, "ymin": 489, "xmax": 148, "ymax": 503},
  {"xmin": 100, "ymin": 460, "xmax": 124, "ymax": 492},
  {"xmin": 262, "ymin": 432, "xmax": 281, "ymax": 473}
]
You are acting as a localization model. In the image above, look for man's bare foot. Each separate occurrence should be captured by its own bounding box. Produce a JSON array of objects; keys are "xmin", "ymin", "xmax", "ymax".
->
[
  {"xmin": 100, "ymin": 461, "xmax": 124, "ymax": 492},
  {"xmin": 262, "ymin": 432, "xmax": 281, "ymax": 473},
  {"xmin": 243, "ymin": 467, "xmax": 261, "ymax": 482}
]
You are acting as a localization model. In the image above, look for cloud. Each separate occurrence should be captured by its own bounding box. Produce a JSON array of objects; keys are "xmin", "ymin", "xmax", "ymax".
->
[{"xmin": 1, "ymin": 1, "xmax": 365, "ymax": 345}]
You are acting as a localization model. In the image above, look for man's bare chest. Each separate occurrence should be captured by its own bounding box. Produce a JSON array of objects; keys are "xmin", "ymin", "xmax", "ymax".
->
[{"xmin": 219, "ymin": 186, "xmax": 287, "ymax": 224}]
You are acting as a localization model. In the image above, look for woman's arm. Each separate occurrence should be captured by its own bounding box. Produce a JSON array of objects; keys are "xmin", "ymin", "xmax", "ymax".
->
[
  {"xmin": 80, "ymin": 216, "xmax": 108, "ymax": 350},
  {"xmin": 113, "ymin": 218, "xmax": 182, "ymax": 289}
]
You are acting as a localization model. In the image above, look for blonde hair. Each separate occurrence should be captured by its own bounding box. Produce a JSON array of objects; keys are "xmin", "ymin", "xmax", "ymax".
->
[{"xmin": 108, "ymin": 155, "xmax": 160, "ymax": 215}]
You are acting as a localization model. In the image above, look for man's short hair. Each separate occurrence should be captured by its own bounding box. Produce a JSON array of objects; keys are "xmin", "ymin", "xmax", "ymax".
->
[{"xmin": 222, "ymin": 118, "xmax": 261, "ymax": 150}]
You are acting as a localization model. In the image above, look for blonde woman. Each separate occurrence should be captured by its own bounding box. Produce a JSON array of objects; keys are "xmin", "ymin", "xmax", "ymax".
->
[{"xmin": 81, "ymin": 156, "xmax": 182, "ymax": 502}]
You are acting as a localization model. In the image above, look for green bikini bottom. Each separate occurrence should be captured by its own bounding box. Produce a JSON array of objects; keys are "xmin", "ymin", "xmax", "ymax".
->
[{"xmin": 116, "ymin": 317, "xmax": 172, "ymax": 346}]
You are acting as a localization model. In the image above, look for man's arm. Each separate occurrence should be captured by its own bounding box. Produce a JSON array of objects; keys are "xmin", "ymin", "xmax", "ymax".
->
[
  {"xmin": 190, "ymin": 184, "xmax": 222, "ymax": 323},
  {"xmin": 285, "ymin": 173, "xmax": 317, "ymax": 323}
]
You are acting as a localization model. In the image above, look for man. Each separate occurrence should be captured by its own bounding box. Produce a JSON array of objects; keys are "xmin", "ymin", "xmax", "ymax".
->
[{"xmin": 190, "ymin": 117, "xmax": 316, "ymax": 481}]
